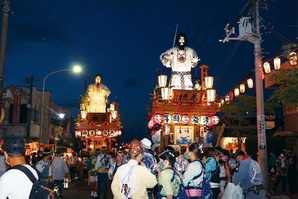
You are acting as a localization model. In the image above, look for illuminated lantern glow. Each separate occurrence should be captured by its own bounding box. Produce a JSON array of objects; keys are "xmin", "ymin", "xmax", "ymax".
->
[
  {"xmin": 181, "ymin": 114, "xmax": 190, "ymax": 125},
  {"xmin": 89, "ymin": 130, "xmax": 95, "ymax": 136},
  {"xmin": 274, "ymin": 57, "xmax": 281, "ymax": 70},
  {"xmin": 118, "ymin": 130, "xmax": 122, "ymax": 136},
  {"xmin": 165, "ymin": 124, "xmax": 170, "ymax": 135},
  {"xmin": 191, "ymin": 114, "xmax": 200, "ymax": 125},
  {"xmin": 163, "ymin": 113, "xmax": 171, "ymax": 124},
  {"xmin": 225, "ymin": 95, "xmax": 229, "ymax": 103},
  {"xmin": 211, "ymin": 116, "xmax": 219, "ymax": 125},
  {"xmin": 148, "ymin": 119, "xmax": 154, "ymax": 129},
  {"xmin": 247, "ymin": 78, "xmax": 253, "ymax": 88},
  {"xmin": 200, "ymin": 116, "xmax": 209, "ymax": 125},
  {"xmin": 96, "ymin": 130, "xmax": 102, "ymax": 136},
  {"xmin": 229, "ymin": 91, "xmax": 234, "ymax": 101},
  {"xmin": 75, "ymin": 131, "xmax": 81, "ymax": 137},
  {"xmin": 158, "ymin": 75, "xmax": 167, "ymax": 87},
  {"xmin": 153, "ymin": 114, "xmax": 162, "ymax": 124},
  {"xmin": 207, "ymin": 89, "xmax": 216, "ymax": 102},
  {"xmin": 263, "ymin": 61, "xmax": 271, "ymax": 74},
  {"xmin": 82, "ymin": 130, "xmax": 88, "ymax": 137},
  {"xmin": 172, "ymin": 113, "xmax": 181, "ymax": 124},
  {"xmin": 161, "ymin": 87, "xmax": 171, "ymax": 100},
  {"xmin": 207, "ymin": 117, "xmax": 213, "ymax": 126},
  {"xmin": 289, "ymin": 52, "xmax": 297, "ymax": 66},
  {"xmin": 110, "ymin": 130, "xmax": 115, "ymax": 136},
  {"xmin": 239, "ymin": 84, "xmax": 245, "ymax": 93},
  {"xmin": 103, "ymin": 130, "xmax": 108, "ymax": 136},
  {"xmin": 205, "ymin": 76, "xmax": 214, "ymax": 89},
  {"xmin": 234, "ymin": 88, "xmax": 240, "ymax": 97}
]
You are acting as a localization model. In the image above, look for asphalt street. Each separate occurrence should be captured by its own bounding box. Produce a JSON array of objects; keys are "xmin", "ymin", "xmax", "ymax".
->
[{"xmin": 62, "ymin": 178, "xmax": 298, "ymax": 199}]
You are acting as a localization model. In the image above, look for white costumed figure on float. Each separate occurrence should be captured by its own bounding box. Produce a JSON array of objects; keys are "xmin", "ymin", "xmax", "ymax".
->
[
  {"xmin": 87, "ymin": 74, "xmax": 111, "ymax": 113},
  {"xmin": 160, "ymin": 32, "xmax": 200, "ymax": 90}
]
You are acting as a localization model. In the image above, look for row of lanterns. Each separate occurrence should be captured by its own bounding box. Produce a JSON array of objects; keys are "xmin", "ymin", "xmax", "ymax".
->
[
  {"xmin": 158, "ymin": 75, "xmax": 217, "ymax": 102},
  {"xmin": 263, "ymin": 51, "xmax": 297, "ymax": 74},
  {"xmin": 219, "ymin": 51, "xmax": 297, "ymax": 106},
  {"xmin": 75, "ymin": 129, "xmax": 122, "ymax": 138},
  {"xmin": 148, "ymin": 113, "xmax": 219, "ymax": 128}
]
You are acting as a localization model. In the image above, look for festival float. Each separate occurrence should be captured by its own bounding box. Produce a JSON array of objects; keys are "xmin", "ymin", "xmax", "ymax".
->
[
  {"xmin": 148, "ymin": 65, "xmax": 222, "ymax": 152},
  {"xmin": 74, "ymin": 75, "xmax": 123, "ymax": 152}
]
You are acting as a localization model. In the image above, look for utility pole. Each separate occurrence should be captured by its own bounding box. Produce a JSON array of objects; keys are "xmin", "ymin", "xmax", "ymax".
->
[
  {"xmin": 0, "ymin": 0, "xmax": 10, "ymax": 108},
  {"xmin": 25, "ymin": 75, "xmax": 35, "ymax": 142},
  {"xmin": 220, "ymin": 0, "xmax": 268, "ymax": 188}
]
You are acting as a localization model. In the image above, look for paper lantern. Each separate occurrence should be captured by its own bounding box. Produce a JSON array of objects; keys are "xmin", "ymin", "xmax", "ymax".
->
[
  {"xmin": 211, "ymin": 116, "xmax": 219, "ymax": 125},
  {"xmin": 191, "ymin": 114, "xmax": 200, "ymax": 125},
  {"xmin": 274, "ymin": 57, "xmax": 281, "ymax": 70},
  {"xmin": 163, "ymin": 113, "xmax": 171, "ymax": 124},
  {"xmin": 103, "ymin": 130, "xmax": 108, "ymax": 136},
  {"xmin": 289, "ymin": 52, "xmax": 297, "ymax": 66},
  {"xmin": 263, "ymin": 61, "xmax": 271, "ymax": 74},
  {"xmin": 181, "ymin": 114, "xmax": 190, "ymax": 125},
  {"xmin": 172, "ymin": 113, "xmax": 181, "ymax": 124},
  {"xmin": 96, "ymin": 130, "xmax": 102, "ymax": 136},
  {"xmin": 89, "ymin": 130, "xmax": 95, "ymax": 136},
  {"xmin": 148, "ymin": 119, "xmax": 154, "ymax": 129},
  {"xmin": 205, "ymin": 76, "xmax": 214, "ymax": 89},
  {"xmin": 234, "ymin": 88, "xmax": 240, "ymax": 97},
  {"xmin": 239, "ymin": 84, "xmax": 245, "ymax": 93},
  {"xmin": 158, "ymin": 75, "xmax": 167, "ymax": 87},
  {"xmin": 247, "ymin": 78, "xmax": 253, "ymax": 88},
  {"xmin": 161, "ymin": 87, "xmax": 171, "ymax": 100},
  {"xmin": 153, "ymin": 113, "xmax": 162, "ymax": 124},
  {"xmin": 200, "ymin": 116, "xmax": 209, "ymax": 125}
]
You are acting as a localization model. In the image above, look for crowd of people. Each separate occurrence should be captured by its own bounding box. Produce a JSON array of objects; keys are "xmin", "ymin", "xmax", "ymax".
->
[
  {"xmin": 85, "ymin": 138, "xmax": 296, "ymax": 199},
  {"xmin": 0, "ymin": 134, "xmax": 297, "ymax": 199}
]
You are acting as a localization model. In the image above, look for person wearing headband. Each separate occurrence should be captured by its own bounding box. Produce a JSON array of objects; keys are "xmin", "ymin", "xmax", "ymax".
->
[{"xmin": 111, "ymin": 139, "xmax": 157, "ymax": 199}]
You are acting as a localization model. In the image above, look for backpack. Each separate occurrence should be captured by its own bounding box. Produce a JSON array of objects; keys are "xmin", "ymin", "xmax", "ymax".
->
[
  {"xmin": 171, "ymin": 169, "xmax": 189, "ymax": 199},
  {"xmin": 12, "ymin": 165, "xmax": 59, "ymax": 199},
  {"xmin": 197, "ymin": 161, "xmax": 213, "ymax": 199}
]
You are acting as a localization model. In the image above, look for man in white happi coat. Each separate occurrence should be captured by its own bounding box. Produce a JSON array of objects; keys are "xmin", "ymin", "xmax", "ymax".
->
[
  {"xmin": 160, "ymin": 33, "xmax": 199, "ymax": 90},
  {"xmin": 87, "ymin": 74, "xmax": 111, "ymax": 113}
]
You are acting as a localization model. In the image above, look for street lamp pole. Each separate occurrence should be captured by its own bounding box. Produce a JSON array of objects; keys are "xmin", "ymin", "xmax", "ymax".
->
[{"xmin": 39, "ymin": 66, "xmax": 82, "ymax": 148}]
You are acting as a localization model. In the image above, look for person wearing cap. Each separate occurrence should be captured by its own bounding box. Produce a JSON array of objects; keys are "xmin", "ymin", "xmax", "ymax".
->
[
  {"xmin": 95, "ymin": 146, "xmax": 113, "ymax": 199},
  {"xmin": 0, "ymin": 135, "xmax": 39, "ymax": 198},
  {"xmin": 111, "ymin": 139, "xmax": 157, "ymax": 199},
  {"xmin": 35, "ymin": 148, "xmax": 52, "ymax": 182},
  {"xmin": 87, "ymin": 148, "xmax": 100, "ymax": 197},
  {"xmin": 51, "ymin": 150, "xmax": 69, "ymax": 198},
  {"xmin": 232, "ymin": 150, "xmax": 265, "ymax": 199},
  {"xmin": 140, "ymin": 138, "xmax": 157, "ymax": 199}
]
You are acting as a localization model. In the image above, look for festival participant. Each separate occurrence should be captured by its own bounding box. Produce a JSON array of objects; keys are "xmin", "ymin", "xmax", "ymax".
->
[
  {"xmin": 271, "ymin": 151, "xmax": 287, "ymax": 195},
  {"xmin": 156, "ymin": 147, "xmax": 180, "ymax": 199},
  {"xmin": 0, "ymin": 135, "xmax": 39, "ymax": 198},
  {"xmin": 182, "ymin": 142, "xmax": 205, "ymax": 199},
  {"xmin": 160, "ymin": 33, "xmax": 199, "ymax": 90},
  {"xmin": 233, "ymin": 150, "xmax": 265, "ymax": 199},
  {"xmin": 111, "ymin": 139, "xmax": 157, "ymax": 199},
  {"xmin": 95, "ymin": 146, "xmax": 113, "ymax": 199},
  {"xmin": 87, "ymin": 148, "xmax": 100, "ymax": 198},
  {"xmin": 35, "ymin": 148, "xmax": 52, "ymax": 182},
  {"xmin": 87, "ymin": 74, "xmax": 111, "ymax": 113},
  {"xmin": 108, "ymin": 151, "xmax": 125, "ymax": 180}
]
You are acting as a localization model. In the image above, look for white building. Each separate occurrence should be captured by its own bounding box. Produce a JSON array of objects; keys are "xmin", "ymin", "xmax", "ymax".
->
[{"xmin": 0, "ymin": 85, "xmax": 70, "ymax": 147}]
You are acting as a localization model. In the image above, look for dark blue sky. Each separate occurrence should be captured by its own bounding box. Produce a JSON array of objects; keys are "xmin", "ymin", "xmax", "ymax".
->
[{"xmin": 2, "ymin": 0, "xmax": 297, "ymax": 141}]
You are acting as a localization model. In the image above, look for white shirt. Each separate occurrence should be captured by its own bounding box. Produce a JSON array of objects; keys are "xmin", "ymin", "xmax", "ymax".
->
[{"xmin": 0, "ymin": 164, "xmax": 38, "ymax": 199}]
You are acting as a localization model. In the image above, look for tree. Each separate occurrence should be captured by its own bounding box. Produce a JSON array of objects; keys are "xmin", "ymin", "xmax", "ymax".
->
[
  {"xmin": 221, "ymin": 95, "xmax": 276, "ymax": 148},
  {"xmin": 269, "ymin": 68, "xmax": 298, "ymax": 108}
]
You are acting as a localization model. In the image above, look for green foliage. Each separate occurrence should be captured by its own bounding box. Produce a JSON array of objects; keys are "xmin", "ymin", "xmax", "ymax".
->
[
  {"xmin": 269, "ymin": 69, "xmax": 298, "ymax": 106},
  {"xmin": 221, "ymin": 95, "xmax": 277, "ymax": 148}
]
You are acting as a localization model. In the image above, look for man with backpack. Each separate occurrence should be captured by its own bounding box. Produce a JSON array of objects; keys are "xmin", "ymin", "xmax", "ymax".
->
[{"xmin": 0, "ymin": 135, "xmax": 39, "ymax": 198}]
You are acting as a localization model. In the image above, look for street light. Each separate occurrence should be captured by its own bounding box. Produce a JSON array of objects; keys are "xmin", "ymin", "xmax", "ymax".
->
[{"xmin": 39, "ymin": 65, "xmax": 82, "ymax": 148}]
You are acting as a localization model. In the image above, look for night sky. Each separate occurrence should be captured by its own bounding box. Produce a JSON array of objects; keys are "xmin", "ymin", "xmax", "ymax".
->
[{"xmin": 1, "ymin": 0, "xmax": 297, "ymax": 142}]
